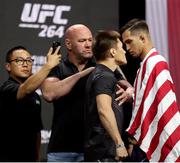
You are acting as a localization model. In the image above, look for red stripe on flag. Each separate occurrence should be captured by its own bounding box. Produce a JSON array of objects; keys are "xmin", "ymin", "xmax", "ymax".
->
[
  {"xmin": 139, "ymin": 80, "xmax": 173, "ymax": 145},
  {"xmin": 140, "ymin": 52, "xmax": 157, "ymax": 89},
  {"xmin": 133, "ymin": 52, "xmax": 157, "ymax": 109},
  {"xmin": 146, "ymin": 101, "xmax": 178, "ymax": 159},
  {"xmin": 159, "ymin": 125, "xmax": 180, "ymax": 161},
  {"xmin": 133, "ymin": 70, "xmax": 140, "ymax": 109},
  {"xmin": 176, "ymin": 155, "xmax": 180, "ymax": 162},
  {"xmin": 128, "ymin": 60, "xmax": 168, "ymax": 135}
]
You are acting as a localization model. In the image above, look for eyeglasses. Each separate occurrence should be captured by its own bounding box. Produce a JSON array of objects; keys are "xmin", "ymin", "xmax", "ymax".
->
[{"xmin": 9, "ymin": 57, "xmax": 34, "ymax": 65}]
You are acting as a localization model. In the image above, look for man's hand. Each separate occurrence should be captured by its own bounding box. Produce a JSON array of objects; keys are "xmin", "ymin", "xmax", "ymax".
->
[
  {"xmin": 79, "ymin": 67, "xmax": 95, "ymax": 78},
  {"xmin": 115, "ymin": 84, "xmax": 128, "ymax": 105},
  {"xmin": 46, "ymin": 46, "xmax": 61, "ymax": 69},
  {"xmin": 115, "ymin": 84, "xmax": 134, "ymax": 105},
  {"xmin": 127, "ymin": 137, "xmax": 137, "ymax": 156},
  {"xmin": 115, "ymin": 145, "xmax": 128, "ymax": 161}
]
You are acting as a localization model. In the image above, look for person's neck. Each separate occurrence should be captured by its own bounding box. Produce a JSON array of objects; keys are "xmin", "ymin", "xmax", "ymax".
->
[
  {"xmin": 10, "ymin": 75, "xmax": 26, "ymax": 84},
  {"xmin": 97, "ymin": 59, "xmax": 117, "ymax": 72},
  {"xmin": 140, "ymin": 43, "xmax": 154, "ymax": 60},
  {"xmin": 68, "ymin": 55, "xmax": 88, "ymax": 71}
]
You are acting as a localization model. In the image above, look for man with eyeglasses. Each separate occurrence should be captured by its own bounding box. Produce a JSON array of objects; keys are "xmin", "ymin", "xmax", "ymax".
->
[
  {"xmin": 9, "ymin": 57, "xmax": 34, "ymax": 66},
  {"xmin": 0, "ymin": 45, "xmax": 61, "ymax": 161}
]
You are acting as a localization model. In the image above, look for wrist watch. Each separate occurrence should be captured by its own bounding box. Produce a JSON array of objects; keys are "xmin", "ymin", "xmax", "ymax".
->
[{"xmin": 116, "ymin": 143, "xmax": 125, "ymax": 149}]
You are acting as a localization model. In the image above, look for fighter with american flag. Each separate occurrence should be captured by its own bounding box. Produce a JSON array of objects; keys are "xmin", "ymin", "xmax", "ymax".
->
[{"xmin": 121, "ymin": 18, "xmax": 180, "ymax": 162}]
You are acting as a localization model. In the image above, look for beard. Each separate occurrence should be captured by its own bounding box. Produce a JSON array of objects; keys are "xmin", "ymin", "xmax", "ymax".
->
[{"xmin": 77, "ymin": 53, "xmax": 93, "ymax": 64}]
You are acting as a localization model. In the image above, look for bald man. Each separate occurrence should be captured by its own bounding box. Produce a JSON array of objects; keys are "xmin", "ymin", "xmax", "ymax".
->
[{"xmin": 41, "ymin": 24, "xmax": 96, "ymax": 162}]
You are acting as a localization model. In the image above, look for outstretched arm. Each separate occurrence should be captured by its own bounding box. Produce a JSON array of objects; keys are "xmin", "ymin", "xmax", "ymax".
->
[
  {"xmin": 41, "ymin": 67, "xmax": 94, "ymax": 102},
  {"xmin": 17, "ymin": 47, "xmax": 61, "ymax": 100}
]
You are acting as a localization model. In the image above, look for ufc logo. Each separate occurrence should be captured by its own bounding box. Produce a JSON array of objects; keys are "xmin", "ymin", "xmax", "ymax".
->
[{"xmin": 21, "ymin": 3, "xmax": 71, "ymax": 24}]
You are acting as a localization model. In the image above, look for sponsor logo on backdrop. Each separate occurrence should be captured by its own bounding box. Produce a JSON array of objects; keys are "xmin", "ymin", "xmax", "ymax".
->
[
  {"xmin": 32, "ymin": 55, "xmax": 46, "ymax": 95},
  {"xmin": 19, "ymin": 3, "xmax": 71, "ymax": 38},
  {"xmin": 31, "ymin": 56, "xmax": 51, "ymax": 144},
  {"xmin": 32, "ymin": 55, "xmax": 46, "ymax": 73},
  {"xmin": 41, "ymin": 130, "xmax": 51, "ymax": 144}
]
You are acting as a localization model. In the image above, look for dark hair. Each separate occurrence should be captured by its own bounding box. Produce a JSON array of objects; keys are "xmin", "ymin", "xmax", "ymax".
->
[
  {"xmin": 120, "ymin": 18, "xmax": 149, "ymax": 35},
  {"xmin": 93, "ymin": 30, "xmax": 120, "ymax": 61},
  {"xmin": 6, "ymin": 46, "xmax": 28, "ymax": 62}
]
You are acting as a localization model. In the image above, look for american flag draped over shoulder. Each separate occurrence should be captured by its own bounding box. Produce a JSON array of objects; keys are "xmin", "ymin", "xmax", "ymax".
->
[{"xmin": 127, "ymin": 48, "xmax": 180, "ymax": 162}]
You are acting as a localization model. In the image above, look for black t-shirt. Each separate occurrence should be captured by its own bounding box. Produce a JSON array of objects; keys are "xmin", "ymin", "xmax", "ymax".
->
[
  {"xmin": 0, "ymin": 77, "xmax": 43, "ymax": 161},
  {"xmin": 47, "ymin": 56, "xmax": 96, "ymax": 153},
  {"xmin": 84, "ymin": 64, "xmax": 124, "ymax": 160}
]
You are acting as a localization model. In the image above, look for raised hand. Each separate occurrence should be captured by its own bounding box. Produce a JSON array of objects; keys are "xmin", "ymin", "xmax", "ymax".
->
[
  {"xmin": 79, "ymin": 67, "xmax": 95, "ymax": 78},
  {"xmin": 46, "ymin": 46, "xmax": 61, "ymax": 69}
]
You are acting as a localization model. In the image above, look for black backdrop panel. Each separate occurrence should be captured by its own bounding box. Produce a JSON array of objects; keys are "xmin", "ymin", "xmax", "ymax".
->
[{"xmin": 0, "ymin": 0, "xmax": 119, "ymax": 84}]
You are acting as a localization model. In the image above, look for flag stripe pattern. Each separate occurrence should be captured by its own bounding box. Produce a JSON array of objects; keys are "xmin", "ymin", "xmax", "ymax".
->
[{"xmin": 127, "ymin": 48, "xmax": 180, "ymax": 161}]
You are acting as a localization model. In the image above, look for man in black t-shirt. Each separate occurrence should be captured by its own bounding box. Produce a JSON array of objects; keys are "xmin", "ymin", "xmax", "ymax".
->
[
  {"xmin": 0, "ymin": 45, "xmax": 60, "ymax": 161},
  {"xmin": 41, "ymin": 24, "xmax": 95, "ymax": 162},
  {"xmin": 84, "ymin": 30, "xmax": 132, "ymax": 161}
]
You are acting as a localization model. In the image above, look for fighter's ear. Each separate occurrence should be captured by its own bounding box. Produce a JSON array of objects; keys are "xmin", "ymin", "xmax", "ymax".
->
[
  {"xmin": 110, "ymin": 48, "xmax": 116, "ymax": 57},
  {"xmin": 5, "ymin": 63, "xmax": 11, "ymax": 72},
  {"xmin": 139, "ymin": 33, "xmax": 145, "ymax": 42},
  {"xmin": 65, "ymin": 38, "xmax": 72, "ymax": 50}
]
